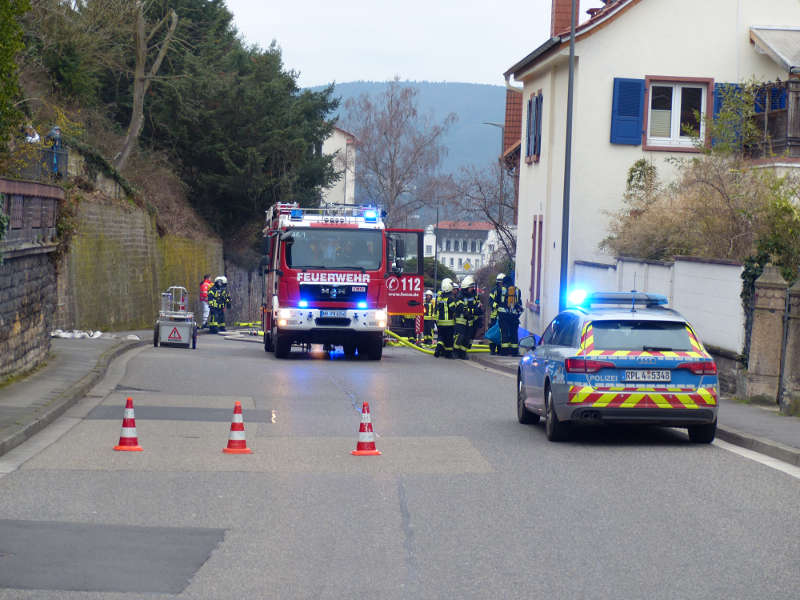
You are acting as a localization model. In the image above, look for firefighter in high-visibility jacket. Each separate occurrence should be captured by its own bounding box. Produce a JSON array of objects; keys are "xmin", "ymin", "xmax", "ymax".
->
[
  {"xmin": 208, "ymin": 276, "xmax": 232, "ymax": 334},
  {"xmin": 454, "ymin": 275, "xmax": 481, "ymax": 359},
  {"xmin": 422, "ymin": 289, "xmax": 436, "ymax": 345},
  {"xmin": 434, "ymin": 278, "xmax": 457, "ymax": 358},
  {"xmin": 497, "ymin": 273, "xmax": 523, "ymax": 356},
  {"xmin": 487, "ymin": 273, "xmax": 504, "ymax": 355}
]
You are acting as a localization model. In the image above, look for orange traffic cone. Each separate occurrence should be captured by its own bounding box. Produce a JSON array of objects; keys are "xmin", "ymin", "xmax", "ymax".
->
[
  {"xmin": 114, "ymin": 397, "xmax": 143, "ymax": 451},
  {"xmin": 351, "ymin": 402, "xmax": 381, "ymax": 456},
  {"xmin": 223, "ymin": 401, "xmax": 252, "ymax": 454}
]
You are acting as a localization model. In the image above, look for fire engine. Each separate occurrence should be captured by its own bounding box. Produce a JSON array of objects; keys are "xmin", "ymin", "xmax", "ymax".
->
[{"xmin": 262, "ymin": 202, "xmax": 424, "ymax": 359}]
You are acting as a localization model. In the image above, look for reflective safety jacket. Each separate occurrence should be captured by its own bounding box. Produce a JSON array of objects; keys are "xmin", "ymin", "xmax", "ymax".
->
[
  {"xmin": 424, "ymin": 298, "xmax": 437, "ymax": 321},
  {"xmin": 488, "ymin": 285, "xmax": 502, "ymax": 319},
  {"xmin": 200, "ymin": 279, "xmax": 213, "ymax": 302},
  {"xmin": 460, "ymin": 293, "xmax": 483, "ymax": 326},
  {"xmin": 435, "ymin": 293, "xmax": 457, "ymax": 326},
  {"xmin": 208, "ymin": 284, "xmax": 231, "ymax": 309}
]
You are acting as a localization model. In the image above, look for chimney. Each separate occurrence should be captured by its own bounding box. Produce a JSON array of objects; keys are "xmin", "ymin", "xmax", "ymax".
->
[{"xmin": 551, "ymin": 0, "xmax": 580, "ymax": 37}]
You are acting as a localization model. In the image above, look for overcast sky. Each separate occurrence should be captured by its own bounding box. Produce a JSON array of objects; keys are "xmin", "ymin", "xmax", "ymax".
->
[{"xmin": 224, "ymin": 0, "xmax": 607, "ymax": 88}]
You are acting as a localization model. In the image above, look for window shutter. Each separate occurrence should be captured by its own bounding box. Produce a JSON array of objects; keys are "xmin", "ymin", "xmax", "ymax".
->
[
  {"xmin": 526, "ymin": 97, "xmax": 534, "ymax": 157},
  {"xmin": 534, "ymin": 93, "xmax": 543, "ymax": 157},
  {"xmin": 610, "ymin": 78, "xmax": 645, "ymax": 145}
]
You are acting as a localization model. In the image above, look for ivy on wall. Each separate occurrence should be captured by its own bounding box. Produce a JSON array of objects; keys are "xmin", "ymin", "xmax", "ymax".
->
[{"xmin": 0, "ymin": 192, "xmax": 8, "ymax": 264}]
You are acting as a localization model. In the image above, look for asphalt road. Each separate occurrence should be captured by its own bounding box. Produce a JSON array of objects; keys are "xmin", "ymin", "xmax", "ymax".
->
[{"xmin": 0, "ymin": 335, "xmax": 798, "ymax": 599}]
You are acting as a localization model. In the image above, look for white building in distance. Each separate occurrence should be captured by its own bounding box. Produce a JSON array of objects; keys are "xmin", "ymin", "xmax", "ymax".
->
[
  {"xmin": 321, "ymin": 127, "xmax": 356, "ymax": 205},
  {"xmin": 424, "ymin": 221, "xmax": 504, "ymax": 279}
]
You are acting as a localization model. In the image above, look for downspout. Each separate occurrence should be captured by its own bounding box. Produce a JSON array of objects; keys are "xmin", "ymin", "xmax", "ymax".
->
[{"xmin": 504, "ymin": 73, "xmax": 523, "ymax": 93}]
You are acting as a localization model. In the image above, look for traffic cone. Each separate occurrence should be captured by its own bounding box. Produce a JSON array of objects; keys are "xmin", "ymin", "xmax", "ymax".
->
[
  {"xmin": 114, "ymin": 397, "xmax": 143, "ymax": 452},
  {"xmin": 351, "ymin": 402, "xmax": 381, "ymax": 456},
  {"xmin": 223, "ymin": 401, "xmax": 252, "ymax": 454}
]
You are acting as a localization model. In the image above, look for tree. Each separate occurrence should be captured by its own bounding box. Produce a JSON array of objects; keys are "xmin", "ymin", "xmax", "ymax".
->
[
  {"xmin": 342, "ymin": 79, "xmax": 456, "ymax": 227},
  {"xmin": 0, "ymin": 0, "xmax": 29, "ymax": 152},
  {"xmin": 446, "ymin": 161, "xmax": 517, "ymax": 265},
  {"xmin": 113, "ymin": 1, "xmax": 177, "ymax": 170}
]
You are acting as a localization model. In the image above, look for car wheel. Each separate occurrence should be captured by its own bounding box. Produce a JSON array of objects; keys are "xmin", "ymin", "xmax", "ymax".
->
[
  {"xmin": 545, "ymin": 387, "xmax": 568, "ymax": 442},
  {"xmin": 517, "ymin": 375, "xmax": 539, "ymax": 424},
  {"xmin": 688, "ymin": 420, "xmax": 716, "ymax": 444},
  {"xmin": 274, "ymin": 331, "xmax": 291, "ymax": 358}
]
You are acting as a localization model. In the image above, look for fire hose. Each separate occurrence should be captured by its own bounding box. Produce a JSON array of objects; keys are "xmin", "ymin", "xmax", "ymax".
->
[{"xmin": 385, "ymin": 329, "xmax": 490, "ymax": 354}]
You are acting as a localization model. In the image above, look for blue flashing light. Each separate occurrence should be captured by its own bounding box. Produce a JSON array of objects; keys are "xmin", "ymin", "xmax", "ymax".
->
[
  {"xmin": 357, "ymin": 301, "xmax": 368, "ymax": 309},
  {"xmin": 567, "ymin": 288, "xmax": 588, "ymax": 307},
  {"xmin": 298, "ymin": 300, "xmax": 309, "ymax": 308},
  {"xmin": 363, "ymin": 209, "xmax": 377, "ymax": 222},
  {"xmin": 290, "ymin": 208, "xmax": 303, "ymax": 220}
]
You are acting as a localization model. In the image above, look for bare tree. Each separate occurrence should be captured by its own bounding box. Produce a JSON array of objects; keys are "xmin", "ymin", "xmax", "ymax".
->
[
  {"xmin": 343, "ymin": 78, "xmax": 456, "ymax": 227},
  {"xmin": 447, "ymin": 161, "xmax": 517, "ymax": 264},
  {"xmin": 114, "ymin": 2, "xmax": 178, "ymax": 171}
]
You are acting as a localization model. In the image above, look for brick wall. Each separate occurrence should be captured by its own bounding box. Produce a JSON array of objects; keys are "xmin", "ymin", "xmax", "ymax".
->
[
  {"xmin": 0, "ymin": 252, "xmax": 55, "ymax": 379},
  {"xmin": 54, "ymin": 200, "xmax": 224, "ymax": 331}
]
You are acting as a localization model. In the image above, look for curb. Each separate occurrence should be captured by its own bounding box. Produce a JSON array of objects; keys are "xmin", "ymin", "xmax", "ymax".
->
[
  {"xmin": 470, "ymin": 355, "xmax": 800, "ymax": 466},
  {"xmin": 0, "ymin": 338, "xmax": 146, "ymax": 457},
  {"xmin": 716, "ymin": 425, "xmax": 800, "ymax": 467}
]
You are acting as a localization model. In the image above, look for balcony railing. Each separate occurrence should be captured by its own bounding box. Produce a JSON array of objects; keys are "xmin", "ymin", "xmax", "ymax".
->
[{"xmin": 748, "ymin": 80, "xmax": 800, "ymax": 159}]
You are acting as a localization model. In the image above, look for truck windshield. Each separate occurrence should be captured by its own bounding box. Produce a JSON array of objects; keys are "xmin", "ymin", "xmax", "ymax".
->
[{"xmin": 285, "ymin": 229, "xmax": 383, "ymax": 270}]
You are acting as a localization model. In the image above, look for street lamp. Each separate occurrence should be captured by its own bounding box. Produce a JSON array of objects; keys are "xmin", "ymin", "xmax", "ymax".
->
[{"xmin": 482, "ymin": 121, "xmax": 505, "ymax": 225}]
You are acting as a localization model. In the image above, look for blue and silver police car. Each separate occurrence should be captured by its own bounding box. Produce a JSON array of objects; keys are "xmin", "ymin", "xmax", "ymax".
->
[{"xmin": 516, "ymin": 292, "xmax": 719, "ymax": 443}]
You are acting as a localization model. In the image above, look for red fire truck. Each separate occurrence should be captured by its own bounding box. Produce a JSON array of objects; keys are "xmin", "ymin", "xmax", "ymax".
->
[{"xmin": 261, "ymin": 203, "xmax": 424, "ymax": 359}]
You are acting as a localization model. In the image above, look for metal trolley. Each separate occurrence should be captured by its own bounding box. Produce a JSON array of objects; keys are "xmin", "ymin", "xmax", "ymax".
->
[{"xmin": 153, "ymin": 286, "xmax": 198, "ymax": 349}]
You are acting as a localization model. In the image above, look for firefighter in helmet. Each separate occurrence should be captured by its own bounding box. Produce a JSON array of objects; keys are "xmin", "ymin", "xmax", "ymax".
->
[
  {"xmin": 454, "ymin": 275, "xmax": 482, "ymax": 359},
  {"xmin": 208, "ymin": 276, "xmax": 232, "ymax": 334},
  {"xmin": 487, "ymin": 273, "xmax": 504, "ymax": 354},
  {"xmin": 422, "ymin": 289, "xmax": 436, "ymax": 345},
  {"xmin": 434, "ymin": 278, "xmax": 457, "ymax": 358},
  {"xmin": 497, "ymin": 273, "xmax": 523, "ymax": 355}
]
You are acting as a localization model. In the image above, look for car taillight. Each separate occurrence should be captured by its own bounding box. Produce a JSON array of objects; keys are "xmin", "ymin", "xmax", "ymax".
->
[
  {"xmin": 677, "ymin": 361, "xmax": 717, "ymax": 375},
  {"xmin": 565, "ymin": 358, "xmax": 616, "ymax": 373}
]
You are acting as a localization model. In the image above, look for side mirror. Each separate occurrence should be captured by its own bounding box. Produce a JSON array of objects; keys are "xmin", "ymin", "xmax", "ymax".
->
[{"xmin": 519, "ymin": 336, "xmax": 537, "ymax": 351}]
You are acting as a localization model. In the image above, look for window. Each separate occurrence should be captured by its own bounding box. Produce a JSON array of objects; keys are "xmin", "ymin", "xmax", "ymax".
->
[
  {"xmin": 529, "ymin": 215, "xmax": 543, "ymax": 311},
  {"xmin": 426, "ymin": 244, "xmax": 432, "ymax": 255},
  {"xmin": 470, "ymin": 240, "xmax": 476, "ymax": 253},
  {"xmin": 647, "ymin": 83, "xmax": 704, "ymax": 145},
  {"xmin": 479, "ymin": 241, "xmax": 483, "ymax": 252},
  {"xmin": 489, "ymin": 244, "xmax": 494, "ymax": 253},
  {"xmin": 449, "ymin": 258, "xmax": 454, "ymax": 267},
  {"xmin": 525, "ymin": 90, "xmax": 543, "ymax": 163},
  {"xmin": 644, "ymin": 77, "xmax": 712, "ymax": 150},
  {"xmin": 611, "ymin": 76, "xmax": 712, "ymax": 150},
  {"xmin": 446, "ymin": 239, "xmax": 451, "ymax": 251},
  {"xmin": 458, "ymin": 258, "xmax": 462, "ymax": 268},
  {"xmin": 553, "ymin": 314, "xmax": 580, "ymax": 347}
]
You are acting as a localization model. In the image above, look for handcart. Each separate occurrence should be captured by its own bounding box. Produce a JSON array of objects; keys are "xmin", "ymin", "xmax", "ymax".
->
[{"xmin": 153, "ymin": 286, "xmax": 198, "ymax": 349}]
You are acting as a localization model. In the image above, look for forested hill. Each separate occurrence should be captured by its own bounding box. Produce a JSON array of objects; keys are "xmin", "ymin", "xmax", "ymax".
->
[{"xmin": 313, "ymin": 81, "xmax": 507, "ymax": 173}]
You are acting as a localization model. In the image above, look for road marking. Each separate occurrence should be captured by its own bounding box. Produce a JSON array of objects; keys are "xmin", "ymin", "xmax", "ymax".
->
[{"xmin": 714, "ymin": 439, "xmax": 800, "ymax": 480}]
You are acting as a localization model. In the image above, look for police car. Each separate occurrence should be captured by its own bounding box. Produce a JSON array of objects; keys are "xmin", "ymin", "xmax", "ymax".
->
[{"xmin": 516, "ymin": 292, "xmax": 719, "ymax": 443}]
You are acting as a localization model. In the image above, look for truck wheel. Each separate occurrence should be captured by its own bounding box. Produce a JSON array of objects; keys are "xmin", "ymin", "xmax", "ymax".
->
[
  {"xmin": 264, "ymin": 331, "xmax": 274, "ymax": 352},
  {"xmin": 192, "ymin": 327, "xmax": 197, "ymax": 349},
  {"xmin": 366, "ymin": 334, "xmax": 383, "ymax": 360},
  {"xmin": 153, "ymin": 325, "xmax": 159, "ymax": 347},
  {"xmin": 275, "ymin": 331, "xmax": 291, "ymax": 358}
]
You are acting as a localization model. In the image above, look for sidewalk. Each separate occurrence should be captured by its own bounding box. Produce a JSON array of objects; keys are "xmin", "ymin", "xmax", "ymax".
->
[
  {"xmin": 0, "ymin": 332, "xmax": 148, "ymax": 457},
  {"xmin": 471, "ymin": 352, "xmax": 800, "ymax": 467}
]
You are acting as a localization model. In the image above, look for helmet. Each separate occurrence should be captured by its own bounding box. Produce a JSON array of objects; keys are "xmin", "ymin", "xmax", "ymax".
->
[
  {"xmin": 441, "ymin": 279, "xmax": 453, "ymax": 293},
  {"xmin": 496, "ymin": 272, "xmax": 506, "ymax": 282},
  {"xmin": 462, "ymin": 275, "xmax": 475, "ymax": 288},
  {"xmin": 215, "ymin": 276, "xmax": 227, "ymax": 285},
  {"xmin": 441, "ymin": 277, "xmax": 452, "ymax": 289},
  {"xmin": 452, "ymin": 280, "xmax": 461, "ymax": 288},
  {"xmin": 424, "ymin": 289, "xmax": 433, "ymax": 297}
]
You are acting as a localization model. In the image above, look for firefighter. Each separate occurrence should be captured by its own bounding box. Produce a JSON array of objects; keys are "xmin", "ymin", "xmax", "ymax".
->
[
  {"xmin": 434, "ymin": 279, "xmax": 457, "ymax": 358},
  {"xmin": 454, "ymin": 275, "xmax": 482, "ymax": 359},
  {"xmin": 487, "ymin": 273, "xmax": 504, "ymax": 355},
  {"xmin": 208, "ymin": 276, "xmax": 232, "ymax": 334},
  {"xmin": 497, "ymin": 273, "xmax": 523, "ymax": 356},
  {"xmin": 423, "ymin": 289, "xmax": 436, "ymax": 345}
]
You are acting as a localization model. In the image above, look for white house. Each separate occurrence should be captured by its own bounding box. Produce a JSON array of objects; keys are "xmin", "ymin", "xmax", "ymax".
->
[
  {"xmin": 321, "ymin": 126, "xmax": 356, "ymax": 205},
  {"xmin": 506, "ymin": 0, "xmax": 800, "ymax": 334},
  {"xmin": 424, "ymin": 221, "xmax": 504, "ymax": 278}
]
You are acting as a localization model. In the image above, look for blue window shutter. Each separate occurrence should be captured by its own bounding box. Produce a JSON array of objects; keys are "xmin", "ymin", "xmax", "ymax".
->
[
  {"xmin": 610, "ymin": 77, "xmax": 645, "ymax": 145},
  {"xmin": 526, "ymin": 97, "xmax": 533, "ymax": 157},
  {"xmin": 713, "ymin": 83, "xmax": 725, "ymax": 118},
  {"xmin": 534, "ymin": 93, "xmax": 543, "ymax": 156}
]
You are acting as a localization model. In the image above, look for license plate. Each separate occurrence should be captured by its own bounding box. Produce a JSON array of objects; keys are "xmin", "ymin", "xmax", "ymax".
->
[
  {"xmin": 319, "ymin": 310, "xmax": 346, "ymax": 318},
  {"xmin": 625, "ymin": 369, "xmax": 671, "ymax": 382}
]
